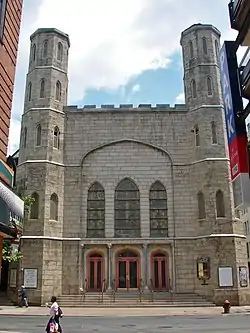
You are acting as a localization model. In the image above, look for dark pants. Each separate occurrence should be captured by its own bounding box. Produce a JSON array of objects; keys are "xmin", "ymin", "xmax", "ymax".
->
[{"xmin": 46, "ymin": 315, "xmax": 62, "ymax": 333}]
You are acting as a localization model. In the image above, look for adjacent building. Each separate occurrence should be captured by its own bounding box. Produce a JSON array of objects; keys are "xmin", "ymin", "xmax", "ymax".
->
[
  {"xmin": 0, "ymin": 0, "xmax": 24, "ymax": 284},
  {"xmin": 16, "ymin": 23, "xmax": 250, "ymax": 306}
]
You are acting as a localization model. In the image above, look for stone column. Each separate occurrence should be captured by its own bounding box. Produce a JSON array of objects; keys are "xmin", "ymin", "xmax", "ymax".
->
[
  {"xmin": 78, "ymin": 242, "xmax": 84, "ymax": 291},
  {"xmin": 142, "ymin": 243, "xmax": 149, "ymax": 290},
  {"xmin": 107, "ymin": 243, "xmax": 112, "ymax": 290}
]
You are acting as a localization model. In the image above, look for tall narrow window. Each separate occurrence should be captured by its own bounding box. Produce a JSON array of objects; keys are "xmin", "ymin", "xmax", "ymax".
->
[
  {"xmin": 202, "ymin": 37, "xmax": 208, "ymax": 55},
  {"xmin": 215, "ymin": 40, "xmax": 219, "ymax": 60},
  {"xmin": 23, "ymin": 127, "xmax": 27, "ymax": 148},
  {"xmin": 87, "ymin": 182, "xmax": 105, "ymax": 238},
  {"xmin": 189, "ymin": 41, "xmax": 194, "ymax": 59},
  {"xmin": 43, "ymin": 40, "xmax": 48, "ymax": 58},
  {"xmin": 207, "ymin": 76, "xmax": 213, "ymax": 96},
  {"xmin": 191, "ymin": 80, "xmax": 197, "ymax": 98},
  {"xmin": 30, "ymin": 192, "xmax": 39, "ymax": 219},
  {"xmin": 50, "ymin": 193, "xmax": 58, "ymax": 221},
  {"xmin": 197, "ymin": 191, "xmax": 206, "ymax": 219},
  {"xmin": 55, "ymin": 81, "xmax": 61, "ymax": 101},
  {"xmin": 211, "ymin": 122, "xmax": 217, "ymax": 144},
  {"xmin": 32, "ymin": 44, "xmax": 36, "ymax": 61},
  {"xmin": 28, "ymin": 82, "xmax": 32, "ymax": 101},
  {"xmin": 114, "ymin": 178, "xmax": 140, "ymax": 238},
  {"xmin": 53, "ymin": 126, "xmax": 60, "ymax": 149},
  {"xmin": 36, "ymin": 124, "xmax": 41, "ymax": 146},
  {"xmin": 57, "ymin": 42, "xmax": 63, "ymax": 61},
  {"xmin": 216, "ymin": 190, "xmax": 225, "ymax": 217},
  {"xmin": 149, "ymin": 181, "xmax": 168, "ymax": 237},
  {"xmin": 195, "ymin": 125, "xmax": 200, "ymax": 147},
  {"xmin": 40, "ymin": 79, "xmax": 45, "ymax": 98}
]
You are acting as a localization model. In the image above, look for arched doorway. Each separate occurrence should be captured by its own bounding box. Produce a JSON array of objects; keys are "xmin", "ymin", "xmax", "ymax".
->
[
  {"xmin": 151, "ymin": 251, "xmax": 169, "ymax": 290},
  {"xmin": 116, "ymin": 249, "xmax": 140, "ymax": 289},
  {"xmin": 87, "ymin": 253, "xmax": 103, "ymax": 291}
]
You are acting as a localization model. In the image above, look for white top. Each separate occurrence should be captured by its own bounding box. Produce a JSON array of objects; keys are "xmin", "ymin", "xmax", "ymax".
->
[{"xmin": 50, "ymin": 301, "xmax": 59, "ymax": 317}]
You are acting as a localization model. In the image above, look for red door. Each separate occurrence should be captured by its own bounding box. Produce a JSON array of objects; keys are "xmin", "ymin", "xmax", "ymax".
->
[
  {"xmin": 88, "ymin": 254, "xmax": 103, "ymax": 291},
  {"xmin": 116, "ymin": 250, "xmax": 140, "ymax": 289},
  {"xmin": 152, "ymin": 253, "xmax": 168, "ymax": 290}
]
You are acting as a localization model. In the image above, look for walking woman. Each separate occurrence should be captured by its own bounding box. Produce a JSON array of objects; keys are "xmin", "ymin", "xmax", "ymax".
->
[{"xmin": 45, "ymin": 296, "xmax": 63, "ymax": 333}]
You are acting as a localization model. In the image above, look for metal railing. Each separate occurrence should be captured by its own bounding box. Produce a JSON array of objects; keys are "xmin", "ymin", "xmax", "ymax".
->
[
  {"xmin": 138, "ymin": 278, "xmax": 144, "ymax": 303},
  {"xmin": 100, "ymin": 278, "xmax": 106, "ymax": 303},
  {"xmin": 111, "ymin": 278, "xmax": 117, "ymax": 303},
  {"xmin": 149, "ymin": 278, "xmax": 154, "ymax": 302}
]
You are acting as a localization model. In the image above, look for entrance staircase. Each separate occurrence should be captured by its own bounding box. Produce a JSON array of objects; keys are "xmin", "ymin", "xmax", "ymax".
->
[
  {"xmin": 0, "ymin": 292, "xmax": 14, "ymax": 306},
  {"xmin": 57, "ymin": 291, "xmax": 214, "ymax": 308}
]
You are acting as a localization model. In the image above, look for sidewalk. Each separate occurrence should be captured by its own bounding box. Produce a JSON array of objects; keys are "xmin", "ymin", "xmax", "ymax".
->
[{"xmin": 1, "ymin": 305, "xmax": 250, "ymax": 317}]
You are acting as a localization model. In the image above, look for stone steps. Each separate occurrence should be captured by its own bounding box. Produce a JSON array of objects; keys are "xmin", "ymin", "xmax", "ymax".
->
[
  {"xmin": 0, "ymin": 293, "xmax": 14, "ymax": 306},
  {"xmin": 57, "ymin": 292, "xmax": 214, "ymax": 308}
]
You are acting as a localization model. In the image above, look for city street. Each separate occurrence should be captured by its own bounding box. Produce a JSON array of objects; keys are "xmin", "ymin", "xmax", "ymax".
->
[{"xmin": 1, "ymin": 314, "xmax": 250, "ymax": 333}]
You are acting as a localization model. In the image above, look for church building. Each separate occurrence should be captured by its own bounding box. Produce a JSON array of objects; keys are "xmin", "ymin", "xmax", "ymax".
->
[{"xmin": 15, "ymin": 23, "xmax": 250, "ymax": 305}]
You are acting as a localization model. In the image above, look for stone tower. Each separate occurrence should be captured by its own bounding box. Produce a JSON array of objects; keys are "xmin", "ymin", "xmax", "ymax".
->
[{"xmin": 17, "ymin": 28, "xmax": 70, "ymax": 303}]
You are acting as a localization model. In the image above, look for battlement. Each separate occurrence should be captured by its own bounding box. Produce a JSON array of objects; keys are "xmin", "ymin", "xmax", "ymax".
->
[{"xmin": 65, "ymin": 103, "xmax": 188, "ymax": 112}]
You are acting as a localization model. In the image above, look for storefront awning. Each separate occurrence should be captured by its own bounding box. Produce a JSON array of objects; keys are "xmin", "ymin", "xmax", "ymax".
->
[{"xmin": 0, "ymin": 181, "xmax": 24, "ymax": 219}]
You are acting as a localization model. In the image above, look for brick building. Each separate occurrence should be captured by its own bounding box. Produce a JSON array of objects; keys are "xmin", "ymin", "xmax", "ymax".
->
[
  {"xmin": 16, "ymin": 23, "xmax": 250, "ymax": 305},
  {"xmin": 0, "ymin": 0, "xmax": 24, "ymax": 285}
]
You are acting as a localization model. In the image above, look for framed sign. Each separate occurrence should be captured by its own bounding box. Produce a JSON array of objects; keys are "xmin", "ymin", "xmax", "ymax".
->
[
  {"xmin": 218, "ymin": 267, "xmax": 233, "ymax": 287},
  {"xmin": 239, "ymin": 266, "xmax": 248, "ymax": 287},
  {"xmin": 23, "ymin": 268, "xmax": 37, "ymax": 288},
  {"xmin": 9, "ymin": 268, "xmax": 17, "ymax": 288},
  {"xmin": 196, "ymin": 257, "xmax": 210, "ymax": 280}
]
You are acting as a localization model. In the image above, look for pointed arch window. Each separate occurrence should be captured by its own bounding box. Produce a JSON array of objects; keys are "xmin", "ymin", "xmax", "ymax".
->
[
  {"xmin": 36, "ymin": 124, "xmax": 41, "ymax": 146},
  {"xmin": 53, "ymin": 126, "xmax": 60, "ymax": 149},
  {"xmin": 216, "ymin": 190, "xmax": 225, "ymax": 217},
  {"xmin": 43, "ymin": 40, "xmax": 48, "ymax": 58},
  {"xmin": 194, "ymin": 125, "xmax": 200, "ymax": 147},
  {"xmin": 189, "ymin": 40, "xmax": 194, "ymax": 59},
  {"xmin": 215, "ymin": 40, "xmax": 219, "ymax": 60},
  {"xmin": 32, "ymin": 44, "xmax": 36, "ymax": 61},
  {"xmin": 55, "ymin": 80, "xmax": 61, "ymax": 101},
  {"xmin": 87, "ymin": 182, "xmax": 105, "ymax": 238},
  {"xmin": 50, "ymin": 193, "xmax": 58, "ymax": 221},
  {"xmin": 30, "ymin": 192, "xmax": 39, "ymax": 219},
  {"xmin": 40, "ymin": 79, "xmax": 45, "ymax": 98},
  {"xmin": 197, "ymin": 191, "xmax": 206, "ymax": 219},
  {"xmin": 207, "ymin": 76, "xmax": 213, "ymax": 96},
  {"xmin": 115, "ymin": 178, "xmax": 140, "ymax": 238},
  {"xmin": 28, "ymin": 82, "xmax": 32, "ymax": 101},
  {"xmin": 202, "ymin": 37, "xmax": 208, "ymax": 55},
  {"xmin": 149, "ymin": 181, "xmax": 168, "ymax": 237},
  {"xmin": 23, "ymin": 127, "xmax": 27, "ymax": 148},
  {"xmin": 57, "ymin": 42, "xmax": 63, "ymax": 61},
  {"xmin": 191, "ymin": 80, "xmax": 197, "ymax": 98},
  {"xmin": 211, "ymin": 122, "xmax": 217, "ymax": 144}
]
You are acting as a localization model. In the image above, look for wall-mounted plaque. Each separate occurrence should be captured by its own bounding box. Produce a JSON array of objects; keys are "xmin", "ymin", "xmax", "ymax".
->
[
  {"xmin": 23, "ymin": 268, "xmax": 37, "ymax": 288},
  {"xmin": 218, "ymin": 267, "xmax": 233, "ymax": 287},
  {"xmin": 239, "ymin": 266, "xmax": 248, "ymax": 287},
  {"xmin": 9, "ymin": 268, "xmax": 17, "ymax": 288}
]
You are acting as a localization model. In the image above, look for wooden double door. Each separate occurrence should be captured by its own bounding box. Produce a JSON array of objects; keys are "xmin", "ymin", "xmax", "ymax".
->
[
  {"xmin": 116, "ymin": 250, "xmax": 140, "ymax": 289},
  {"xmin": 88, "ymin": 253, "xmax": 103, "ymax": 291},
  {"xmin": 151, "ymin": 252, "xmax": 169, "ymax": 290}
]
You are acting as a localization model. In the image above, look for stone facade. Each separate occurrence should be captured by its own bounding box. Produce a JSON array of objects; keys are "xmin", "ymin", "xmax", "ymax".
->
[{"xmin": 15, "ymin": 24, "xmax": 250, "ymax": 305}]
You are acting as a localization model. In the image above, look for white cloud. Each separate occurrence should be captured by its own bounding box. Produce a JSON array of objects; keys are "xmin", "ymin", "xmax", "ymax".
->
[
  {"xmin": 131, "ymin": 84, "xmax": 141, "ymax": 94},
  {"xmin": 8, "ymin": 119, "xmax": 21, "ymax": 155},
  {"xmin": 9, "ymin": 0, "xmax": 239, "ymax": 154},
  {"xmin": 175, "ymin": 92, "xmax": 185, "ymax": 104}
]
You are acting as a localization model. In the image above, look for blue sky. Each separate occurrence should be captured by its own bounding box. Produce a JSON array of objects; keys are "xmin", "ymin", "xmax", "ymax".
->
[{"xmin": 9, "ymin": 0, "xmax": 241, "ymax": 153}]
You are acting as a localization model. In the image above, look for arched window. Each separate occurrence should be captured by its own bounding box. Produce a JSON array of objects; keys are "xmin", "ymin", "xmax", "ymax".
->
[
  {"xmin": 197, "ymin": 191, "xmax": 206, "ymax": 219},
  {"xmin": 149, "ymin": 181, "xmax": 168, "ymax": 237},
  {"xmin": 40, "ymin": 79, "xmax": 45, "ymax": 98},
  {"xmin": 215, "ymin": 40, "xmax": 219, "ymax": 60},
  {"xmin": 23, "ymin": 127, "xmax": 27, "ymax": 148},
  {"xmin": 55, "ymin": 81, "xmax": 61, "ymax": 101},
  {"xmin": 30, "ymin": 192, "xmax": 39, "ymax": 219},
  {"xmin": 202, "ymin": 37, "xmax": 208, "ymax": 55},
  {"xmin": 87, "ymin": 182, "xmax": 105, "ymax": 238},
  {"xmin": 191, "ymin": 80, "xmax": 197, "ymax": 98},
  {"xmin": 211, "ymin": 122, "xmax": 217, "ymax": 144},
  {"xmin": 194, "ymin": 125, "xmax": 200, "ymax": 147},
  {"xmin": 189, "ymin": 41, "xmax": 194, "ymax": 58},
  {"xmin": 57, "ymin": 42, "xmax": 63, "ymax": 61},
  {"xmin": 50, "ymin": 193, "xmax": 58, "ymax": 221},
  {"xmin": 53, "ymin": 126, "xmax": 60, "ymax": 149},
  {"xmin": 43, "ymin": 40, "xmax": 48, "ymax": 58},
  {"xmin": 114, "ymin": 178, "xmax": 140, "ymax": 238},
  {"xmin": 28, "ymin": 82, "xmax": 32, "ymax": 101},
  {"xmin": 207, "ymin": 76, "xmax": 213, "ymax": 96},
  {"xmin": 36, "ymin": 124, "xmax": 41, "ymax": 146},
  {"xmin": 32, "ymin": 44, "xmax": 36, "ymax": 61},
  {"xmin": 216, "ymin": 190, "xmax": 225, "ymax": 217}
]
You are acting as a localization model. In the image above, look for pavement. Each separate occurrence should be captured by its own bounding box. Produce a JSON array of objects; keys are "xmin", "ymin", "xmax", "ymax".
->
[
  {"xmin": 1, "ymin": 313, "xmax": 250, "ymax": 332},
  {"xmin": 0, "ymin": 305, "xmax": 250, "ymax": 317}
]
